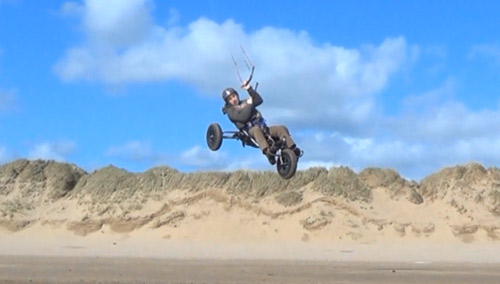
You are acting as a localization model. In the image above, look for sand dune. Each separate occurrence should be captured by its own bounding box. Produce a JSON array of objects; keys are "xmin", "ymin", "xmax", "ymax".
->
[{"xmin": 1, "ymin": 159, "xmax": 499, "ymax": 261}]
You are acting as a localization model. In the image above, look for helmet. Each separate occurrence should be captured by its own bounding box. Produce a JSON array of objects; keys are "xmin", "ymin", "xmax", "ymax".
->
[{"xmin": 222, "ymin": 87, "xmax": 238, "ymax": 102}]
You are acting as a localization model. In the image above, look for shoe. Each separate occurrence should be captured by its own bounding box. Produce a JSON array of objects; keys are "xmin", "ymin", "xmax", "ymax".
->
[
  {"xmin": 292, "ymin": 146, "xmax": 302, "ymax": 157},
  {"xmin": 264, "ymin": 148, "xmax": 276, "ymax": 165}
]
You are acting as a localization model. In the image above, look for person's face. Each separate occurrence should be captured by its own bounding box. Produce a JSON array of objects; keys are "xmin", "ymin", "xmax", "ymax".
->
[{"xmin": 228, "ymin": 93, "xmax": 239, "ymax": 106}]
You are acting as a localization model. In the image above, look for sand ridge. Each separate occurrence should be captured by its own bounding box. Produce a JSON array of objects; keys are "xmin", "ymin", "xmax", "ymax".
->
[{"xmin": 1, "ymin": 159, "xmax": 500, "ymax": 260}]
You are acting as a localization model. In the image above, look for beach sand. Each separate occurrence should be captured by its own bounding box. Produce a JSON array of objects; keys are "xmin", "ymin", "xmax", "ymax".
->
[{"xmin": 1, "ymin": 160, "xmax": 500, "ymax": 282}]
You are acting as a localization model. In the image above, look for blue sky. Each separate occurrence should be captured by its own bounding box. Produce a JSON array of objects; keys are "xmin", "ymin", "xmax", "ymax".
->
[{"xmin": 1, "ymin": 0, "xmax": 500, "ymax": 180}]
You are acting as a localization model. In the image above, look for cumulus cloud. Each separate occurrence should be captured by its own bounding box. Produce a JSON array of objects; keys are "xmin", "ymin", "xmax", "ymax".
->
[
  {"xmin": 0, "ymin": 89, "xmax": 17, "ymax": 112},
  {"xmin": 291, "ymin": 129, "xmax": 500, "ymax": 180},
  {"xmin": 179, "ymin": 146, "xmax": 229, "ymax": 170},
  {"xmin": 0, "ymin": 146, "xmax": 11, "ymax": 164},
  {"xmin": 469, "ymin": 43, "xmax": 500, "ymax": 63},
  {"xmin": 60, "ymin": 1, "xmax": 84, "ymax": 17},
  {"xmin": 106, "ymin": 141, "xmax": 161, "ymax": 163},
  {"xmin": 55, "ymin": 0, "xmax": 412, "ymax": 135},
  {"xmin": 279, "ymin": 75, "xmax": 500, "ymax": 180},
  {"xmin": 54, "ymin": 0, "xmax": 500, "ymax": 180},
  {"xmin": 390, "ymin": 80, "xmax": 500, "ymax": 143},
  {"xmin": 178, "ymin": 145, "xmax": 280, "ymax": 172},
  {"xmin": 83, "ymin": 0, "xmax": 153, "ymax": 47},
  {"xmin": 398, "ymin": 101, "xmax": 500, "ymax": 143},
  {"xmin": 28, "ymin": 141, "xmax": 76, "ymax": 161},
  {"xmin": 253, "ymin": 35, "xmax": 410, "ymax": 134},
  {"xmin": 55, "ymin": 17, "xmax": 245, "ymax": 87},
  {"xmin": 380, "ymin": 80, "xmax": 500, "ymax": 178}
]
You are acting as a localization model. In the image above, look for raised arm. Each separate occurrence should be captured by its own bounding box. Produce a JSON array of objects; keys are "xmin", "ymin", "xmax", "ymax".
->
[{"xmin": 241, "ymin": 79, "xmax": 263, "ymax": 107}]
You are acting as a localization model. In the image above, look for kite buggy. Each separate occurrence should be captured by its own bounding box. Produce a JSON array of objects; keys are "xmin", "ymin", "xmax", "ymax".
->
[{"xmin": 206, "ymin": 48, "xmax": 303, "ymax": 179}]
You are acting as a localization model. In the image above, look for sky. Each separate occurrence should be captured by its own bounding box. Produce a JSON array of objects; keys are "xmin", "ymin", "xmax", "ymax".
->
[{"xmin": 1, "ymin": 0, "xmax": 500, "ymax": 181}]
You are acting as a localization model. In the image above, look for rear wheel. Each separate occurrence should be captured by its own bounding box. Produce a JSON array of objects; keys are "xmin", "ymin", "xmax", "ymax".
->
[
  {"xmin": 206, "ymin": 123, "xmax": 223, "ymax": 151},
  {"xmin": 276, "ymin": 149, "xmax": 297, "ymax": 179}
]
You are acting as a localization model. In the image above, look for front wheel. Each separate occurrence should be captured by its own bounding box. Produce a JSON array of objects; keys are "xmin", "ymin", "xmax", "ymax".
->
[
  {"xmin": 206, "ymin": 123, "xmax": 223, "ymax": 151},
  {"xmin": 276, "ymin": 149, "xmax": 297, "ymax": 179}
]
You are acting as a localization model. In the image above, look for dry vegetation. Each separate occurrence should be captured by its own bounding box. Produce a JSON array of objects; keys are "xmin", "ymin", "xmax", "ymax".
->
[{"xmin": 1, "ymin": 159, "xmax": 500, "ymax": 242}]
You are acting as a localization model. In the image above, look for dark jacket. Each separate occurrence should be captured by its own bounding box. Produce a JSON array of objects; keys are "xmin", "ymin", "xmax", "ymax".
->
[{"xmin": 222, "ymin": 87, "xmax": 263, "ymax": 129}]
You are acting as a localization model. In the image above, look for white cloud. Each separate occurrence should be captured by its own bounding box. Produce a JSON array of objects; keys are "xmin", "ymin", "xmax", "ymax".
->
[
  {"xmin": 405, "ymin": 101, "xmax": 500, "ymax": 142},
  {"xmin": 106, "ymin": 141, "xmax": 161, "ymax": 163},
  {"xmin": 83, "ymin": 0, "xmax": 153, "ymax": 47},
  {"xmin": 179, "ymin": 146, "xmax": 229, "ymax": 170},
  {"xmin": 336, "ymin": 79, "xmax": 500, "ymax": 179},
  {"xmin": 55, "ymin": 1, "xmax": 412, "ymax": 135},
  {"xmin": 252, "ymin": 35, "xmax": 410, "ymax": 134},
  {"xmin": 0, "ymin": 89, "xmax": 17, "ymax": 112},
  {"xmin": 28, "ymin": 141, "xmax": 76, "ymax": 161},
  {"xmin": 286, "ymin": 88, "xmax": 500, "ymax": 180},
  {"xmin": 0, "ymin": 146, "xmax": 10, "ymax": 164},
  {"xmin": 60, "ymin": 1, "xmax": 84, "ymax": 17},
  {"xmin": 391, "ymin": 80, "xmax": 500, "ymax": 143},
  {"xmin": 166, "ymin": 8, "xmax": 180, "ymax": 27},
  {"xmin": 54, "ymin": 0, "xmax": 500, "ymax": 180},
  {"xmin": 55, "ymin": 17, "xmax": 244, "ymax": 87},
  {"xmin": 354, "ymin": 137, "xmax": 500, "ymax": 180},
  {"xmin": 469, "ymin": 43, "xmax": 500, "ymax": 63},
  {"xmin": 298, "ymin": 160, "xmax": 338, "ymax": 170},
  {"xmin": 178, "ymin": 145, "xmax": 281, "ymax": 172}
]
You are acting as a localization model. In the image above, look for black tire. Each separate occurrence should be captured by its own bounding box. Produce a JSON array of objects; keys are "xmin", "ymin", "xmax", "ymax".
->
[
  {"xmin": 206, "ymin": 123, "xmax": 223, "ymax": 151},
  {"xmin": 276, "ymin": 149, "xmax": 297, "ymax": 179}
]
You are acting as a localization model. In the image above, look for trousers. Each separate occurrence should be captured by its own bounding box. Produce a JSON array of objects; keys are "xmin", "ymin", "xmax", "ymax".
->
[{"xmin": 248, "ymin": 125, "xmax": 295, "ymax": 152}]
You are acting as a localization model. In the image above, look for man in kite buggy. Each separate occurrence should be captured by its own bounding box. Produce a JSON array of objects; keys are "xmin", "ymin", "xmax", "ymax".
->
[{"xmin": 221, "ymin": 79, "xmax": 302, "ymax": 165}]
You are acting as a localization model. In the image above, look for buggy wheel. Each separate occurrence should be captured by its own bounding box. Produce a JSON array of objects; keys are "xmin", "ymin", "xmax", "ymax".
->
[
  {"xmin": 206, "ymin": 123, "xmax": 223, "ymax": 151},
  {"xmin": 276, "ymin": 149, "xmax": 297, "ymax": 179}
]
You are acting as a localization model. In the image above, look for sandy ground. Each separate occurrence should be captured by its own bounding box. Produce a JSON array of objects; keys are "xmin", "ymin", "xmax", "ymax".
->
[
  {"xmin": 2, "ymin": 161, "xmax": 500, "ymax": 283},
  {"xmin": 2, "ymin": 227, "xmax": 500, "ymax": 283},
  {"xmin": 1, "ymin": 256, "xmax": 500, "ymax": 284},
  {"xmin": 1, "ymin": 222, "xmax": 500, "ymax": 262}
]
